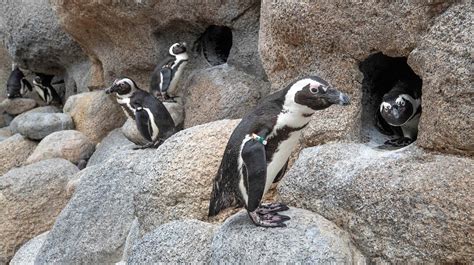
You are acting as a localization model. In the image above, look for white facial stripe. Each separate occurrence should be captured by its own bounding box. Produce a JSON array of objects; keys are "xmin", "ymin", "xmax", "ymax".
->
[
  {"xmin": 169, "ymin": 43, "xmax": 179, "ymax": 56},
  {"xmin": 117, "ymin": 78, "xmax": 134, "ymax": 89},
  {"xmin": 285, "ymin": 78, "xmax": 321, "ymax": 113},
  {"xmin": 380, "ymin": 102, "xmax": 391, "ymax": 112}
]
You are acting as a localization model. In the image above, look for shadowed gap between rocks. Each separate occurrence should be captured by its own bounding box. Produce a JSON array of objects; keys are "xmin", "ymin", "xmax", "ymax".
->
[
  {"xmin": 194, "ymin": 25, "xmax": 233, "ymax": 66},
  {"xmin": 359, "ymin": 52, "xmax": 422, "ymax": 147}
]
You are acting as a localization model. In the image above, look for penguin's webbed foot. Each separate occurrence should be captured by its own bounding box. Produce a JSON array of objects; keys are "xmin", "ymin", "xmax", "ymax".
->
[
  {"xmin": 385, "ymin": 137, "xmax": 414, "ymax": 147},
  {"xmin": 248, "ymin": 208, "xmax": 290, "ymax": 228},
  {"xmin": 256, "ymin": 202, "xmax": 289, "ymax": 215}
]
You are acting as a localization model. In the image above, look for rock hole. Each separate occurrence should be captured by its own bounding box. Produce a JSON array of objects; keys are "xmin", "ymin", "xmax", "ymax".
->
[
  {"xmin": 195, "ymin": 25, "xmax": 233, "ymax": 66},
  {"xmin": 359, "ymin": 52, "xmax": 422, "ymax": 148}
]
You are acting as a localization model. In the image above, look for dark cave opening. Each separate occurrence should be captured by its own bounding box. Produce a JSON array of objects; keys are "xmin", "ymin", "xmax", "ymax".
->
[
  {"xmin": 196, "ymin": 25, "xmax": 233, "ymax": 66},
  {"xmin": 359, "ymin": 52, "xmax": 423, "ymax": 147}
]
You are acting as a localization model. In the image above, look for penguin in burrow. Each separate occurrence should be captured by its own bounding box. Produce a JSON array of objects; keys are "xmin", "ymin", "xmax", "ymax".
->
[
  {"xmin": 105, "ymin": 77, "xmax": 177, "ymax": 149},
  {"xmin": 377, "ymin": 79, "xmax": 422, "ymax": 147},
  {"xmin": 6, "ymin": 64, "xmax": 32, "ymax": 99},
  {"xmin": 150, "ymin": 42, "xmax": 189, "ymax": 101},
  {"xmin": 32, "ymin": 73, "xmax": 63, "ymax": 105},
  {"xmin": 208, "ymin": 76, "xmax": 351, "ymax": 227}
]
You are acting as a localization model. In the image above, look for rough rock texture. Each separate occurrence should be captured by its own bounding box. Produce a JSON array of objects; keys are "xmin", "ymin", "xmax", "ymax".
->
[
  {"xmin": 26, "ymin": 130, "xmax": 95, "ymax": 165},
  {"xmin": 9, "ymin": 231, "xmax": 49, "ymax": 265},
  {"xmin": 50, "ymin": 1, "xmax": 265, "ymax": 90},
  {"xmin": 14, "ymin": 113, "xmax": 74, "ymax": 140},
  {"xmin": 121, "ymin": 118, "xmax": 149, "ymax": 146},
  {"xmin": 278, "ymin": 143, "xmax": 473, "ymax": 263},
  {"xmin": 0, "ymin": 0, "xmax": 89, "ymax": 93},
  {"xmin": 183, "ymin": 64, "xmax": 270, "ymax": 128},
  {"xmin": 211, "ymin": 208, "xmax": 365, "ymax": 264},
  {"xmin": 120, "ymin": 218, "xmax": 139, "ymax": 263},
  {"xmin": 0, "ymin": 127, "xmax": 12, "ymax": 141},
  {"xmin": 0, "ymin": 159, "xmax": 78, "ymax": 264},
  {"xmin": 408, "ymin": 3, "xmax": 473, "ymax": 156},
  {"xmin": 134, "ymin": 119, "xmax": 240, "ymax": 234},
  {"xmin": 63, "ymin": 91, "xmax": 126, "ymax": 143},
  {"xmin": 127, "ymin": 220, "xmax": 217, "ymax": 264},
  {"xmin": 36, "ymin": 150, "xmax": 152, "ymax": 264},
  {"xmin": 0, "ymin": 98, "xmax": 37, "ymax": 115},
  {"xmin": 9, "ymin": 106, "xmax": 61, "ymax": 133},
  {"xmin": 258, "ymin": 1, "xmax": 455, "ymax": 148},
  {"xmin": 0, "ymin": 48, "xmax": 12, "ymax": 98},
  {"xmin": 0, "ymin": 134, "xmax": 37, "ymax": 175},
  {"xmin": 87, "ymin": 129, "xmax": 134, "ymax": 167}
]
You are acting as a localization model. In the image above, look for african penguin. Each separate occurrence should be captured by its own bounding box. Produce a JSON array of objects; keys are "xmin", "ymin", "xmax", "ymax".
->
[
  {"xmin": 150, "ymin": 42, "xmax": 188, "ymax": 101},
  {"xmin": 105, "ymin": 77, "xmax": 177, "ymax": 149},
  {"xmin": 32, "ymin": 73, "xmax": 63, "ymax": 105},
  {"xmin": 378, "ymin": 80, "xmax": 421, "ymax": 147},
  {"xmin": 209, "ymin": 76, "xmax": 351, "ymax": 227},
  {"xmin": 6, "ymin": 66, "xmax": 32, "ymax": 99}
]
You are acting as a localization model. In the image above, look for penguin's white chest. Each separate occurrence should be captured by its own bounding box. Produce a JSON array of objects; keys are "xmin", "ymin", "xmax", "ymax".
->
[
  {"xmin": 168, "ymin": 61, "xmax": 187, "ymax": 95},
  {"xmin": 34, "ymin": 86, "xmax": 47, "ymax": 103},
  {"xmin": 117, "ymin": 97, "xmax": 135, "ymax": 119}
]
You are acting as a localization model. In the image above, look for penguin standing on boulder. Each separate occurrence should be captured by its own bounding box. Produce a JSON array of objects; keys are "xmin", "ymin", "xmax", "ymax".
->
[
  {"xmin": 209, "ymin": 76, "xmax": 350, "ymax": 227},
  {"xmin": 32, "ymin": 73, "xmax": 62, "ymax": 105},
  {"xmin": 150, "ymin": 42, "xmax": 189, "ymax": 101},
  {"xmin": 106, "ymin": 77, "xmax": 177, "ymax": 149},
  {"xmin": 378, "ymin": 80, "xmax": 421, "ymax": 147},
  {"xmin": 6, "ymin": 66, "xmax": 32, "ymax": 99}
]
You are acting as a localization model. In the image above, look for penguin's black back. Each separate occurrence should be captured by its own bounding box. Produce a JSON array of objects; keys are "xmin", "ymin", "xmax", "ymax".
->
[
  {"xmin": 7, "ymin": 68, "xmax": 24, "ymax": 90},
  {"xmin": 150, "ymin": 56, "xmax": 175, "ymax": 95},
  {"xmin": 209, "ymin": 88, "xmax": 289, "ymax": 216},
  {"xmin": 130, "ymin": 90, "xmax": 176, "ymax": 139}
]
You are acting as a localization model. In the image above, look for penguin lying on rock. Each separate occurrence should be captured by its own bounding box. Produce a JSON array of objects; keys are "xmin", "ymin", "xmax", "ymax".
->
[
  {"xmin": 209, "ymin": 76, "xmax": 350, "ymax": 227},
  {"xmin": 32, "ymin": 73, "xmax": 63, "ymax": 105},
  {"xmin": 378, "ymin": 80, "xmax": 421, "ymax": 147},
  {"xmin": 150, "ymin": 42, "xmax": 188, "ymax": 101},
  {"xmin": 106, "ymin": 77, "xmax": 177, "ymax": 149},
  {"xmin": 6, "ymin": 66, "xmax": 32, "ymax": 99}
]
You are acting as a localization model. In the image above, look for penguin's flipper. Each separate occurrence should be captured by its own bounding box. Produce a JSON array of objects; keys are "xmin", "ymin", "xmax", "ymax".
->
[
  {"xmin": 241, "ymin": 139, "xmax": 267, "ymax": 212},
  {"xmin": 134, "ymin": 109, "xmax": 153, "ymax": 143},
  {"xmin": 21, "ymin": 78, "xmax": 32, "ymax": 92},
  {"xmin": 159, "ymin": 67, "xmax": 172, "ymax": 94}
]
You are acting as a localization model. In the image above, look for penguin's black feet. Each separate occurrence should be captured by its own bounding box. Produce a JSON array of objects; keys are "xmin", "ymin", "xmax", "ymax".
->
[
  {"xmin": 248, "ymin": 209, "xmax": 290, "ymax": 228},
  {"xmin": 256, "ymin": 202, "xmax": 289, "ymax": 215},
  {"xmin": 385, "ymin": 137, "xmax": 414, "ymax": 147}
]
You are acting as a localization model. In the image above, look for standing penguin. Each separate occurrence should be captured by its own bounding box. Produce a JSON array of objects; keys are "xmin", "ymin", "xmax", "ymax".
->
[
  {"xmin": 6, "ymin": 66, "xmax": 32, "ymax": 99},
  {"xmin": 150, "ymin": 42, "xmax": 188, "ymax": 101},
  {"xmin": 106, "ymin": 77, "xmax": 177, "ymax": 149},
  {"xmin": 32, "ymin": 73, "xmax": 62, "ymax": 105},
  {"xmin": 209, "ymin": 76, "xmax": 350, "ymax": 227},
  {"xmin": 378, "ymin": 80, "xmax": 422, "ymax": 147}
]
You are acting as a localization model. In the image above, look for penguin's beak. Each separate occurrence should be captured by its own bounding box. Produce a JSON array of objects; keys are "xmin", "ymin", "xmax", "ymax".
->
[
  {"xmin": 325, "ymin": 88, "xmax": 350, "ymax": 106},
  {"xmin": 105, "ymin": 86, "xmax": 113, "ymax": 94}
]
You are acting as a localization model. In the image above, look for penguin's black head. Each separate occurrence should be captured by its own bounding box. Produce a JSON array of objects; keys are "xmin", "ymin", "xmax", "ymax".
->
[
  {"xmin": 33, "ymin": 74, "xmax": 54, "ymax": 87},
  {"xmin": 380, "ymin": 94, "xmax": 416, "ymax": 126},
  {"xmin": 287, "ymin": 76, "xmax": 350, "ymax": 111},
  {"xmin": 169, "ymin": 42, "xmax": 187, "ymax": 56},
  {"xmin": 105, "ymin": 77, "xmax": 138, "ymax": 96}
]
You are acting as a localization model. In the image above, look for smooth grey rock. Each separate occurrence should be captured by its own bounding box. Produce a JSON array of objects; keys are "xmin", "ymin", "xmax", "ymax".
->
[
  {"xmin": 87, "ymin": 128, "xmax": 134, "ymax": 167},
  {"xmin": 10, "ymin": 231, "xmax": 49, "ymax": 265},
  {"xmin": 127, "ymin": 220, "xmax": 217, "ymax": 264},
  {"xmin": 0, "ymin": 127, "xmax": 12, "ymax": 141},
  {"xmin": 0, "ymin": 98, "xmax": 37, "ymax": 115},
  {"xmin": 278, "ymin": 143, "xmax": 473, "ymax": 263},
  {"xmin": 35, "ymin": 148, "xmax": 154, "ymax": 264},
  {"xmin": 15, "ymin": 112, "xmax": 74, "ymax": 140},
  {"xmin": 26, "ymin": 130, "xmax": 95, "ymax": 165},
  {"xmin": 0, "ymin": 134, "xmax": 37, "ymax": 175},
  {"xmin": 121, "ymin": 118, "xmax": 148, "ymax": 146},
  {"xmin": 211, "ymin": 208, "xmax": 366, "ymax": 264},
  {"xmin": 10, "ymin": 105, "xmax": 61, "ymax": 134},
  {"xmin": 0, "ymin": 159, "xmax": 78, "ymax": 264}
]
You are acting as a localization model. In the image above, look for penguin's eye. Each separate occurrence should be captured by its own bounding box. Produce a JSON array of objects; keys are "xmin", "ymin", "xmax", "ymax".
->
[
  {"xmin": 399, "ymin": 100, "xmax": 405, "ymax": 106},
  {"xmin": 309, "ymin": 85, "xmax": 319, "ymax": 94}
]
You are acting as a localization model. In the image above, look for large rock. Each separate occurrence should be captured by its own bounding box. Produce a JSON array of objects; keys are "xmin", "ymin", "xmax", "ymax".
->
[
  {"xmin": 0, "ymin": 134, "xmax": 37, "ymax": 175},
  {"xmin": 14, "ymin": 112, "xmax": 74, "ymax": 140},
  {"xmin": 9, "ymin": 105, "xmax": 61, "ymax": 133},
  {"xmin": 0, "ymin": 127, "xmax": 12, "ymax": 141},
  {"xmin": 121, "ymin": 118, "xmax": 148, "ymax": 146},
  {"xmin": 134, "ymin": 119, "xmax": 240, "ymax": 233},
  {"xmin": 87, "ymin": 128, "xmax": 134, "ymax": 167},
  {"xmin": 0, "ymin": 48, "xmax": 12, "ymax": 98},
  {"xmin": 0, "ymin": 0, "xmax": 89, "ymax": 92},
  {"xmin": 127, "ymin": 220, "xmax": 217, "ymax": 264},
  {"xmin": 49, "ymin": 1, "xmax": 265, "ymax": 90},
  {"xmin": 408, "ymin": 3, "xmax": 473, "ymax": 156},
  {"xmin": 278, "ymin": 143, "xmax": 473, "ymax": 263},
  {"xmin": 183, "ymin": 64, "xmax": 270, "ymax": 128},
  {"xmin": 0, "ymin": 98, "xmax": 36, "ymax": 115},
  {"xmin": 0, "ymin": 159, "xmax": 78, "ymax": 264},
  {"xmin": 211, "ymin": 208, "xmax": 365, "ymax": 264},
  {"xmin": 26, "ymin": 130, "xmax": 95, "ymax": 165},
  {"xmin": 63, "ymin": 91, "xmax": 126, "ymax": 143},
  {"xmin": 35, "ymin": 149, "xmax": 153, "ymax": 264},
  {"xmin": 10, "ymin": 231, "xmax": 49, "ymax": 265}
]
